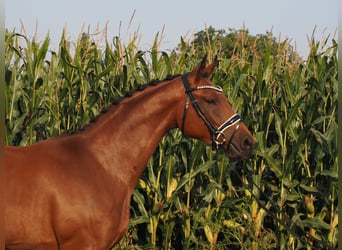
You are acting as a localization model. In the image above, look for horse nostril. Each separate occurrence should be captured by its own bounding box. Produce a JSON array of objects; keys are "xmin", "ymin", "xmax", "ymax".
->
[{"xmin": 242, "ymin": 137, "xmax": 254, "ymax": 151}]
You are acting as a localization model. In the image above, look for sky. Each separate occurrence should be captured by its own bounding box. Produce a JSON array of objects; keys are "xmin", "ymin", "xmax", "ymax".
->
[{"xmin": 5, "ymin": 0, "xmax": 339, "ymax": 58}]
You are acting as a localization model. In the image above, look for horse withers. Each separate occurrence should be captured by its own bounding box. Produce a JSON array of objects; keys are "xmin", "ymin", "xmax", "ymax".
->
[{"xmin": 5, "ymin": 57, "xmax": 255, "ymax": 249}]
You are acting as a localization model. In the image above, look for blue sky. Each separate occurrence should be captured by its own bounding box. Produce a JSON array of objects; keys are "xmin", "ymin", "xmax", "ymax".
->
[{"xmin": 5, "ymin": 0, "xmax": 339, "ymax": 57}]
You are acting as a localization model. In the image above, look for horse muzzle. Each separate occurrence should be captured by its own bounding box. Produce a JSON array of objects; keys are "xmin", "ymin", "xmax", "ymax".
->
[{"xmin": 220, "ymin": 125, "xmax": 256, "ymax": 160}]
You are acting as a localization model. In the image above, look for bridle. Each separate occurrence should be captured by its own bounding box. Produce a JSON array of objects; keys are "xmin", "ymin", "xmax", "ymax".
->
[{"xmin": 181, "ymin": 73, "xmax": 243, "ymax": 151}]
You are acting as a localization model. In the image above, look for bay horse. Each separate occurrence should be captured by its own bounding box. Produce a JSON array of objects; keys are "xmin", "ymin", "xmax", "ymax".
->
[{"xmin": 5, "ymin": 57, "xmax": 256, "ymax": 249}]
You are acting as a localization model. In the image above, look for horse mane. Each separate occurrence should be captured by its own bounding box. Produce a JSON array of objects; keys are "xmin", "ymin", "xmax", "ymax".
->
[
  {"xmin": 102, "ymin": 74, "xmax": 181, "ymax": 113},
  {"xmin": 68, "ymin": 74, "xmax": 182, "ymax": 134}
]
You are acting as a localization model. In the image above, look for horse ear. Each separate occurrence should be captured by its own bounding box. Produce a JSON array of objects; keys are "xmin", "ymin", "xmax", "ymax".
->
[
  {"xmin": 202, "ymin": 56, "xmax": 218, "ymax": 78},
  {"xmin": 190, "ymin": 55, "xmax": 218, "ymax": 83},
  {"xmin": 192, "ymin": 55, "xmax": 207, "ymax": 77}
]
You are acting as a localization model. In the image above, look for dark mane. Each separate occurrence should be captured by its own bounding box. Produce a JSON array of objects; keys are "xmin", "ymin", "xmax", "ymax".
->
[{"xmin": 68, "ymin": 74, "xmax": 182, "ymax": 134}]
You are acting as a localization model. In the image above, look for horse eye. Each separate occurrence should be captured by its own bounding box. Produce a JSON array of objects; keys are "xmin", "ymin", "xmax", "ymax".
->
[{"xmin": 206, "ymin": 99, "xmax": 216, "ymax": 105}]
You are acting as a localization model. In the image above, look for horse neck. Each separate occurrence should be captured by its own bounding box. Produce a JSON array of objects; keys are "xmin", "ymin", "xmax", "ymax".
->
[{"xmin": 84, "ymin": 77, "xmax": 183, "ymax": 192}]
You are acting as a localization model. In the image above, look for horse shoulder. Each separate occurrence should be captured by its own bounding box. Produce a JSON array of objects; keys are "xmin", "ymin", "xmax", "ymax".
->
[{"xmin": 6, "ymin": 136, "xmax": 131, "ymax": 248}]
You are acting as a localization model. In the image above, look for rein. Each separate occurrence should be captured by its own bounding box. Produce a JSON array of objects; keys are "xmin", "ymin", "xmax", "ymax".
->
[{"xmin": 181, "ymin": 73, "xmax": 242, "ymax": 150}]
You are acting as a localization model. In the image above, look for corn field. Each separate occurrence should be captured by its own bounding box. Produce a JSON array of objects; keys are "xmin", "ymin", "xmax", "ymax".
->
[{"xmin": 5, "ymin": 27, "xmax": 338, "ymax": 249}]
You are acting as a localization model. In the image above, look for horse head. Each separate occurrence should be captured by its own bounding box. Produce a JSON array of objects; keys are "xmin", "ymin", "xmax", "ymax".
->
[{"xmin": 178, "ymin": 56, "xmax": 256, "ymax": 160}]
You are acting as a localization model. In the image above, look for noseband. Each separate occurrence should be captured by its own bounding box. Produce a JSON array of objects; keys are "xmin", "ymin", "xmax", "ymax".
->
[{"xmin": 181, "ymin": 73, "xmax": 243, "ymax": 150}]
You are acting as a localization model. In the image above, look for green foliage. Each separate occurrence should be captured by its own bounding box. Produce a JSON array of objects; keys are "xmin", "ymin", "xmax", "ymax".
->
[
  {"xmin": 5, "ymin": 27, "xmax": 337, "ymax": 249},
  {"xmin": 188, "ymin": 26, "xmax": 298, "ymax": 63}
]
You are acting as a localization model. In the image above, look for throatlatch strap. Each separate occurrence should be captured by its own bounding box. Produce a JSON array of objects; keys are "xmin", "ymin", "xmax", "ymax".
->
[{"xmin": 181, "ymin": 96, "xmax": 190, "ymax": 134}]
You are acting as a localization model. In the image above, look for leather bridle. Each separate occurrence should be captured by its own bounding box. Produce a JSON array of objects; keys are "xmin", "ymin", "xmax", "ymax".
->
[{"xmin": 181, "ymin": 73, "xmax": 243, "ymax": 151}]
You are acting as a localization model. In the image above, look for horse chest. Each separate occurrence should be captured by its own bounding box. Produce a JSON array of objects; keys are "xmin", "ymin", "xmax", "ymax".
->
[{"xmin": 52, "ymin": 177, "xmax": 131, "ymax": 248}]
